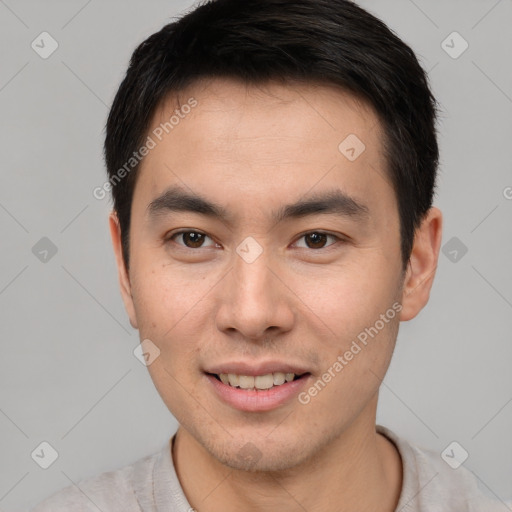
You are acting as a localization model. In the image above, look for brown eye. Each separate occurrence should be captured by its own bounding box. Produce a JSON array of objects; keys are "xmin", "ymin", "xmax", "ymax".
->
[
  {"xmin": 304, "ymin": 232, "xmax": 328, "ymax": 249},
  {"xmin": 169, "ymin": 231, "xmax": 215, "ymax": 248},
  {"xmin": 295, "ymin": 232, "xmax": 339, "ymax": 250}
]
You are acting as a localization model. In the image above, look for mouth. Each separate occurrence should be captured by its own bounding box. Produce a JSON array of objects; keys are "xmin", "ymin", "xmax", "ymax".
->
[
  {"xmin": 207, "ymin": 371, "xmax": 309, "ymax": 391},
  {"xmin": 204, "ymin": 369, "xmax": 312, "ymax": 412}
]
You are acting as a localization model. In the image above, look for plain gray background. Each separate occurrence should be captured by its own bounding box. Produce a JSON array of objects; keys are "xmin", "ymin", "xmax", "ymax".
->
[{"xmin": 0, "ymin": 0, "xmax": 511, "ymax": 510}]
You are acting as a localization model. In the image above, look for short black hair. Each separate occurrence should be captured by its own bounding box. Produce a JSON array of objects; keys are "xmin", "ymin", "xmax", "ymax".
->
[{"xmin": 104, "ymin": 0, "xmax": 439, "ymax": 272}]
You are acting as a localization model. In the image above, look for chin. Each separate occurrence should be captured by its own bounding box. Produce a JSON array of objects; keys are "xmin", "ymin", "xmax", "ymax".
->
[
  {"xmin": 202, "ymin": 432, "xmax": 313, "ymax": 473},
  {"xmin": 218, "ymin": 446, "xmax": 307, "ymax": 473}
]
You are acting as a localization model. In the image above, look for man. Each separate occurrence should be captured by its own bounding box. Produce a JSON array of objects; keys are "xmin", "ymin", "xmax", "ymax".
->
[{"xmin": 31, "ymin": 0, "xmax": 509, "ymax": 510}]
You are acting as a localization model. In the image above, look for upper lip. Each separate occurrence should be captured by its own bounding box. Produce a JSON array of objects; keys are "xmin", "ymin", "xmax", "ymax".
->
[{"xmin": 205, "ymin": 361, "xmax": 310, "ymax": 376}]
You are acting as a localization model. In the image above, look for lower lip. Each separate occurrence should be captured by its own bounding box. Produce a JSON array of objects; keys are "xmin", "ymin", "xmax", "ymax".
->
[{"xmin": 205, "ymin": 373, "xmax": 311, "ymax": 412}]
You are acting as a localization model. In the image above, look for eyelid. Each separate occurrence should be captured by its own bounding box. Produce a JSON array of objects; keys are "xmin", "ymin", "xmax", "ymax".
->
[
  {"xmin": 166, "ymin": 229, "xmax": 218, "ymax": 248},
  {"xmin": 291, "ymin": 230, "xmax": 343, "ymax": 249}
]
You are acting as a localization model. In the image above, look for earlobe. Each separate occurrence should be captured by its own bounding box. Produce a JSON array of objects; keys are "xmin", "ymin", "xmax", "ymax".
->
[
  {"xmin": 400, "ymin": 207, "xmax": 443, "ymax": 321},
  {"xmin": 108, "ymin": 211, "xmax": 139, "ymax": 330}
]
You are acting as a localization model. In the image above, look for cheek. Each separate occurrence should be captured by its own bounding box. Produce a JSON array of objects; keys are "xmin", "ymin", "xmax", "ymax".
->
[
  {"xmin": 130, "ymin": 262, "xmax": 219, "ymax": 375},
  {"xmin": 138, "ymin": 268, "xmax": 206, "ymax": 413},
  {"xmin": 130, "ymin": 261, "xmax": 206, "ymax": 331},
  {"xmin": 289, "ymin": 257, "xmax": 400, "ymax": 347},
  {"xmin": 297, "ymin": 307, "xmax": 400, "ymax": 426}
]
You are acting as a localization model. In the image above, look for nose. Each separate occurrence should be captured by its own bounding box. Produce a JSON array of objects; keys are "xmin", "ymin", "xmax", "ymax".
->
[{"xmin": 215, "ymin": 244, "xmax": 295, "ymax": 341}]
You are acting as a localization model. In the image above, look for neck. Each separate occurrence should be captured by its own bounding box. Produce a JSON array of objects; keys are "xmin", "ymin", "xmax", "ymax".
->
[{"xmin": 172, "ymin": 399, "xmax": 402, "ymax": 512}]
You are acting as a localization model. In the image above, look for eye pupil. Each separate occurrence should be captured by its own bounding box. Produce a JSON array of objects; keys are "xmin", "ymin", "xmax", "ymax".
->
[
  {"xmin": 184, "ymin": 232, "xmax": 204, "ymax": 248},
  {"xmin": 305, "ymin": 233, "xmax": 327, "ymax": 249}
]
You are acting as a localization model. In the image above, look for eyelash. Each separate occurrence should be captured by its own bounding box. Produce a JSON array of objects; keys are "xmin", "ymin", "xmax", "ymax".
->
[{"xmin": 165, "ymin": 230, "xmax": 344, "ymax": 251}]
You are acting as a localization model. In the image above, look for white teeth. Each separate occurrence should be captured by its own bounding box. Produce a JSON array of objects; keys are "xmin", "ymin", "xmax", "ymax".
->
[
  {"xmin": 255, "ymin": 374, "xmax": 274, "ymax": 389},
  {"xmin": 273, "ymin": 372, "xmax": 286, "ymax": 385},
  {"xmin": 238, "ymin": 375, "xmax": 255, "ymax": 389},
  {"xmin": 228, "ymin": 374, "xmax": 239, "ymax": 387},
  {"xmin": 218, "ymin": 372, "xmax": 299, "ymax": 390}
]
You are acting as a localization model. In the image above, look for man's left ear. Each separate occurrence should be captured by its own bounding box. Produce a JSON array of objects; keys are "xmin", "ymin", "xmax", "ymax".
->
[{"xmin": 400, "ymin": 207, "xmax": 443, "ymax": 321}]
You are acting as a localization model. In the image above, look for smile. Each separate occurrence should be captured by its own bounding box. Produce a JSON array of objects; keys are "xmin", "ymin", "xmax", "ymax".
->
[
  {"xmin": 214, "ymin": 372, "xmax": 304, "ymax": 390},
  {"xmin": 205, "ymin": 371, "xmax": 311, "ymax": 412}
]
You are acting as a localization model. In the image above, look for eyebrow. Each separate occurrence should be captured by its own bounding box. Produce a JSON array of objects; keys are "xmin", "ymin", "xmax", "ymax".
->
[{"xmin": 146, "ymin": 185, "xmax": 370, "ymax": 225}]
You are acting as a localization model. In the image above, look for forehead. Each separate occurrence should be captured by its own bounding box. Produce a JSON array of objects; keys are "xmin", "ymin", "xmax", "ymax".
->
[
  {"xmin": 152, "ymin": 77, "xmax": 381, "ymax": 152},
  {"xmin": 133, "ymin": 77, "xmax": 393, "ymax": 223}
]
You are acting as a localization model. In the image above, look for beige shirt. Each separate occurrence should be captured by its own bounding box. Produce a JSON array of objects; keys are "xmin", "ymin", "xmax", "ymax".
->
[{"xmin": 30, "ymin": 424, "xmax": 511, "ymax": 511}]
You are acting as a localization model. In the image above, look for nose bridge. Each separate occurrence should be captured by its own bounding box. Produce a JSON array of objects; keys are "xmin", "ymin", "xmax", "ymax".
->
[
  {"xmin": 233, "ymin": 243, "xmax": 276, "ymax": 311},
  {"xmin": 215, "ymin": 239, "xmax": 293, "ymax": 339}
]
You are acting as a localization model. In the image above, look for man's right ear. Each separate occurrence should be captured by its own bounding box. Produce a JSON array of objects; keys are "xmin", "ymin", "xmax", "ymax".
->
[{"xmin": 108, "ymin": 211, "xmax": 138, "ymax": 330}]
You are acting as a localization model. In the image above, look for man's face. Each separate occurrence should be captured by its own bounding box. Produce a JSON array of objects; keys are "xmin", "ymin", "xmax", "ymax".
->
[{"xmin": 115, "ymin": 78, "xmax": 407, "ymax": 471}]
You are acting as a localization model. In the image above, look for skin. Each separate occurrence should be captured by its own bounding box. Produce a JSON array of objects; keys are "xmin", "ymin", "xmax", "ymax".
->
[{"xmin": 109, "ymin": 77, "xmax": 442, "ymax": 512}]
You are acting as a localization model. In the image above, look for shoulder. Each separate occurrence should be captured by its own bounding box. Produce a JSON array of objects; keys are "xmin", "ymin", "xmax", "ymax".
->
[
  {"xmin": 29, "ymin": 450, "xmax": 160, "ymax": 512},
  {"xmin": 377, "ymin": 425, "xmax": 512, "ymax": 512}
]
